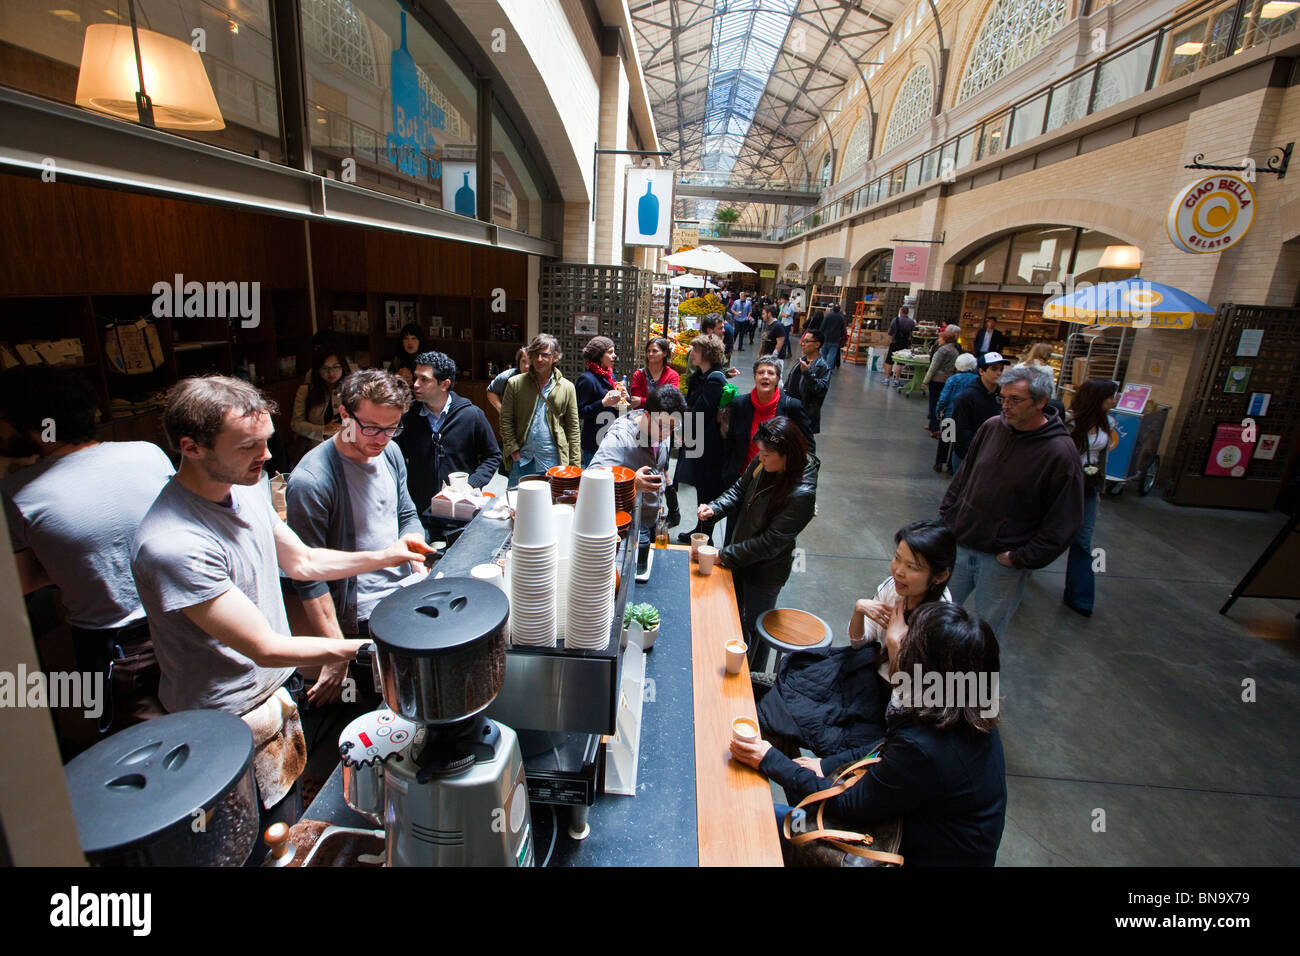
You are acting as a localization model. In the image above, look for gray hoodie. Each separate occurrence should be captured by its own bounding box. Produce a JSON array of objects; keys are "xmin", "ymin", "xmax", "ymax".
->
[{"xmin": 588, "ymin": 411, "xmax": 670, "ymax": 524}]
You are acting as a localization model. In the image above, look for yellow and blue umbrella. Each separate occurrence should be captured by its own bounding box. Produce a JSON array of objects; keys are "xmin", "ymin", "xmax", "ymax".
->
[{"xmin": 1043, "ymin": 278, "xmax": 1217, "ymax": 330}]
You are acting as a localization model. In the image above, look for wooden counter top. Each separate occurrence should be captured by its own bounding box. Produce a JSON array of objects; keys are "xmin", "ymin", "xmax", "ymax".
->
[{"xmin": 688, "ymin": 552, "xmax": 784, "ymax": 867}]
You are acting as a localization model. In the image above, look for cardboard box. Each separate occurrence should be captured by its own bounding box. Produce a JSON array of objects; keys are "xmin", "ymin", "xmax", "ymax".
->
[{"xmin": 104, "ymin": 320, "xmax": 164, "ymax": 374}]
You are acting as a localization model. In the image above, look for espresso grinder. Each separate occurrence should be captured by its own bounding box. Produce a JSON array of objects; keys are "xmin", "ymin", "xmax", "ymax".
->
[{"xmin": 339, "ymin": 577, "xmax": 533, "ymax": 867}]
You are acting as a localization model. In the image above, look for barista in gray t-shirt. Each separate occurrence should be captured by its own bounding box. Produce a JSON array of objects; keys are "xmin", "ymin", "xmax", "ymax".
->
[{"xmin": 131, "ymin": 374, "xmax": 431, "ymax": 716}]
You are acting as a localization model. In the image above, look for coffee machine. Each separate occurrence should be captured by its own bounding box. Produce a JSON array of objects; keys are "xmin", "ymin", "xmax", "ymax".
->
[{"xmin": 340, "ymin": 577, "xmax": 533, "ymax": 867}]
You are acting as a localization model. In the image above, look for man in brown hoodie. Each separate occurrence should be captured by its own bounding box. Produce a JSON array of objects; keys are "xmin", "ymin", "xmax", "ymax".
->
[{"xmin": 939, "ymin": 365, "xmax": 1084, "ymax": 638}]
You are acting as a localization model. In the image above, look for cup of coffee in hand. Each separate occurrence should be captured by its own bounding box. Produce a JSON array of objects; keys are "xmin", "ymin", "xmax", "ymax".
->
[
  {"xmin": 725, "ymin": 639, "xmax": 747, "ymax": 675},
  {"xmin": 731, "ymin": 716, "xmax": 759, "ymax": 746}
]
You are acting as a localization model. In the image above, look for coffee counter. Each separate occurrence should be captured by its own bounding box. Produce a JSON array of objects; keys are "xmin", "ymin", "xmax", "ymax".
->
[{"xmin": 299, "ymin": 516, "xmax": 782, "ymax": 867}]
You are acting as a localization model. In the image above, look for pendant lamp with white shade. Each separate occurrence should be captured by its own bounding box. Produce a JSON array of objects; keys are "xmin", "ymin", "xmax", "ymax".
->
[{"xmin": 76, "ymin": 19, "xmax": 224, "ymax": 131}]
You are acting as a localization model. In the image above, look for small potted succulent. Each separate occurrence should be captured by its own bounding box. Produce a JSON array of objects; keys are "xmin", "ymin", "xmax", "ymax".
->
[{"xmin": 622, "ymin": 602, "xmax": 661, "ymax": 651}]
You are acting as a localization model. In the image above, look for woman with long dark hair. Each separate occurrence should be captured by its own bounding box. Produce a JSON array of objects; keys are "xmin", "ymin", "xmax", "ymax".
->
[
  {"xmin": 629, "ymin": 337, "xmax": 680, "ymax": 408},
  {"xmin": 292, "ymin": 347, "xmax": 352, "ymax": 459},
  {"xmin": 389, "ymin": 322, "xmax": 426, "ymax": 384},
  {"xmin": 697, "ymin": 416, "xmax": 819, "ymax": 669},
  {"xmin": 733, "ymin": 602, "xmax": 1007, "ymax": 867},
  {"xmin": 758, "ymin": 520, "xmax": 955, "ymax": 757},
  {"xmin": 1063, "ymin": 379, "xmax": 1118, "ymax": 616}
]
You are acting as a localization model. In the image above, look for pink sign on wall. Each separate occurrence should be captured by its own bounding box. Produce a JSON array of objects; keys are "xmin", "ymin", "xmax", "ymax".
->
[{"xmin": 890, "ymin": 245, "xmax": 931, "ymax": 283}]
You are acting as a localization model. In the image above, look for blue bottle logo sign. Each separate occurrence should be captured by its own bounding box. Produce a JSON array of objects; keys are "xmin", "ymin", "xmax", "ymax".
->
[
  {"xmin": 637, "ymin": 179, "xmax": 659, "ymax": 235},
  {"xmin": 385, "ymin": 11, "xmax": 445, "ymax": 180},
  {"xmin": 455, "ymin": 171, "xmax": 475, "ymax": 216}
]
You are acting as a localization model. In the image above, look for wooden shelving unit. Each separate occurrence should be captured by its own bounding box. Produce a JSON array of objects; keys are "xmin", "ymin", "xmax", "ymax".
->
[{"xmin": 959, "ymin": 291, "xmax": 1066, "ymax": 359}]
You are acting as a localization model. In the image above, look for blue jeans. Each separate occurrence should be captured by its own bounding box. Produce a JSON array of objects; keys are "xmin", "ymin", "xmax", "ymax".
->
[
  {"xmin": 950, "ymin": 451, "xmax": 963, "ymax": 474},
  {"xmin": 774, "ymin": 803, "xmax": 806, "ymax": 847},
  {"xmin": 1063, "ymin": 487, "xmax": 1099, "ymax": 612},
  {"xmin": 581, "ymin": 448, "xmax": 594, "ymax": 467},
  {"xmin": 820, "ymin": 342, "xmax": 840, "ymax": 370},
  {"xmin": 508, "ymin": 457, "xmax": 548, "ymax": 488},
  {"xmin": 947, "ymin": 544, "xmax": 1031, "ymax": 640}
]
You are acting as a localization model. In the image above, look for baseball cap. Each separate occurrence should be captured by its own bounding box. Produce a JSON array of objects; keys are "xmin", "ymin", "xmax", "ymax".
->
[{"xmin": 977, "ymin": 351, "xmax": 1009, "ymax": 369}]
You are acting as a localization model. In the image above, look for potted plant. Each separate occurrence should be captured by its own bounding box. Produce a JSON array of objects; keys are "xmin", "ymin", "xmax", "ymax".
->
[{"xmin": 622, "ymin": 602, "xmax": 661, "ymax": 650}]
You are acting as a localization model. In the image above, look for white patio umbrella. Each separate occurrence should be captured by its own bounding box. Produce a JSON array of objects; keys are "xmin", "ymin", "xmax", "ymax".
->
[
  {"xmin": 663, "ymin": 244, "xmax": 756, "ymax": 275},
  {"xmin": 670, "ymin": 273, "xmax": 718, "ymax": 289}
]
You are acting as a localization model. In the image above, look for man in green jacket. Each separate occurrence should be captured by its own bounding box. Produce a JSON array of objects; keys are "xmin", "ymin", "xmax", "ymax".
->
[{"xmin": 499, "ymin": 334, "xmax": 581, "ymax": 485}]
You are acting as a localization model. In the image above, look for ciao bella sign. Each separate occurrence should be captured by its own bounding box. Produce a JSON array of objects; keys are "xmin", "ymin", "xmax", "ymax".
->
[{"xmin": 1167, "ymin": 174, "xmax": 1256, "ymax": 254}]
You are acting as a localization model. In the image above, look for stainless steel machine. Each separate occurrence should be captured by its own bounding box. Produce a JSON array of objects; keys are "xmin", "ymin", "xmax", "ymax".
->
[{"xmin": 341, "ymin": 576, "xmax": 534, "ymax": 867}]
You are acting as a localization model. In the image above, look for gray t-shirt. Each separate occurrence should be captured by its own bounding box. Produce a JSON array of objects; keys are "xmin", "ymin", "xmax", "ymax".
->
[
  {"xmin": 131, "ymin": 477, "xmax": 294, "ymax": 714},
  {"xmin": 488, "ymin": 367, "xmax": 518, "ymax": 397},
  {"xmin": 339, "ymin": 455, "xmax": 406, "ymax": 622},
  {"xmin": 3, "ymin": 442, "xmax": 174, "ymax": 629}
]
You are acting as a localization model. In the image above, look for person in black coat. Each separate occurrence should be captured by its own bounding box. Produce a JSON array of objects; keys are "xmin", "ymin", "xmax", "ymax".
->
[
  {"xmin": 676, "ymin": 333, "xmax": 731, "ymax": 543},
  {"xmin": 575, "ymin": 336, "xmax": 623, "ymax": 466},
  {"xmin": 951, "ymin": 352, "xmax": 1007, "ymax": 470},
  {"xmin": 971, "ymin": 317, "xmax": 1007, "ymax": 357},
  {"xmin": 389, "ymin": 322, "xmax": 426, "ymax": 384},
  {"xmin": 699, "ymin": 417, "xmax": 819, "ymax": 670},
  {"xmin": 395, "ymin": 351, "xmax": 502, "ymax": 521},
  {"xmin": 784, "ymin": 329, "xmax": 831, "ymax": 433},
  {"xmin": 819, "ymin": 305, "xmax": 846, "ymax": 369},
  {"xmin": 732, "ymin": 601, "xmax": 1007, "ymax": 867},
  {"xmin": 722, "ymin": 356, "xmax": 815, "ymax": 485}
]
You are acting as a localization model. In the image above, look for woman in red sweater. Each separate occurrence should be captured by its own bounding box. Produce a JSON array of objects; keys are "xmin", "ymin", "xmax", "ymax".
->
[{"xmin": 629, "ymin": 337, "xmax": 680, "ymax": 407}]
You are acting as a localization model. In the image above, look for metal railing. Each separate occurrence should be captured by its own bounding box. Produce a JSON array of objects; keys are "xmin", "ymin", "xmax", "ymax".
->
[
  {"xmin": 676, "ymin": 169, "xmax": 820, "ymax": 192},
  {"xmin": 768, "ymin": 0, "xmax": 1296, "ymax": 243}
]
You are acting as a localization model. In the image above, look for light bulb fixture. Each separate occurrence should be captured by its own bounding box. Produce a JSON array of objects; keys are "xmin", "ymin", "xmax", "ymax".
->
[
  {"xmin": 1097, "ymin": 245, "xmax": 1142, "ymax": 269},
  {"xmin": 1261, "ymin": 1, "xmax": 1299, "ymax": 18},
  {"xmin": 1174, "ymin": 40, "xmax": 1204, "ymax": 56},
  {"xmin": 75, "ymin": 0, "xmax": 224, "ymax": 130}
]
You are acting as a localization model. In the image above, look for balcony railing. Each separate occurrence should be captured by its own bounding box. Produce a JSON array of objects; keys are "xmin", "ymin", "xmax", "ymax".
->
[{"xmin": 770, "ymin": 0, "xmax": 1297, "ymax": 243}]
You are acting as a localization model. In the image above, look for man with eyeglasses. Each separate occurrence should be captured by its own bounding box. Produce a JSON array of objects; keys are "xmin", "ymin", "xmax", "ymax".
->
[
  {"xmin": 396, "ymin": 351, "xmax": 501, "ymax": 523},
  {"xmin": 940, "ymin": 365, "xmax": 1084, "ymax": 639},
  {"xmin": 286, "ymin": 368, "xmax": 429, "ymax": 653}
]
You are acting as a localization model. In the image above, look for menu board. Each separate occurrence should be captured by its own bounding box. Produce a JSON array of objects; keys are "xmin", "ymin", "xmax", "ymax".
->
[{"xmin": 1204, "ymin": 423, "xmax": 1255, "ymax": 478}]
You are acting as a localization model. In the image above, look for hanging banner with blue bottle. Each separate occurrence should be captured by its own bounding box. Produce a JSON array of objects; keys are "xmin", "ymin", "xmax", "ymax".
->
[
  {"xmin": 442, "ymin": 161, "xmax": 477, "ymax": 216},
  {"xmin": 623, "ymin": 168, "xmax": 675, "ymax": 247},
  {"xmin": 385, "ymin": 11, "xmax": 446, "ymax": 181}
]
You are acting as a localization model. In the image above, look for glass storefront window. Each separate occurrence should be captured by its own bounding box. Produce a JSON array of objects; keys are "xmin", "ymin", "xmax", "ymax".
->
[
  {"xmin": 1007, "ymin": 225, "xmax": 1076, "ymax": 286},
  {"xmin": 959, "ymin": 238, "xmax": 1010, "ymax": 286},
  {"xmin": 0, "ymin": 0, "xmax": 282, "ymax": 160},
  {"xmin": 1235, "ymin": 0, "xmax": 1300, "ymax": 53},
  {"xmin": 979, "ymin": 114, "xmax": 1008, "ymax": 159},
  {"xmin": 491, "ymin": 104, "xmax": 555, "ymax": 239},
  {"xmin": 302, "ymin": 0, "xmax": 477, "ymax": 209},
  {"xmin": 1160, "ymin": 1, "xmax": 1238, "ymax": 83}
]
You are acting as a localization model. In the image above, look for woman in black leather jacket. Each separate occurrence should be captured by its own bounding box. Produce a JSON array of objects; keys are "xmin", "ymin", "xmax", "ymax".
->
[{"xmin": 697, "ymin": 416, "xmax": 818, "ymax": 670}]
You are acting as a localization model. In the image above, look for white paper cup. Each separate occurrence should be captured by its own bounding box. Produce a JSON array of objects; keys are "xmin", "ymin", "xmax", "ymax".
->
[
  {"xmin": 697, "ymin": 545, "xmax": 718, "ymax": 575},
  {"xmin": 449, "ymin": 472, "xmax": 470, "ymax": 494},
  {"xmin": 513, "ymin": 481, "xmax": 556, "ymax": 547},
  {"xmin": 725, "ymin": 639, "xmax": 747, "ymax": 675},
  {"xmin": 552, "ymin": 504, "xmax": 574, "ymax": 559},
  {"xmin": 572, "ymin": 468, "xmax": 616, "ymax": 538},
  {"xmin": 471, "ymin": 563, "xmax": 504, "ymax": 589},
  {"xmin": 731, "ymin": 716, "xmax": 759, "ymax": 745},
  {"xmin": 691, "ymin": 533, "xmax": 708, "ymax": 561}
]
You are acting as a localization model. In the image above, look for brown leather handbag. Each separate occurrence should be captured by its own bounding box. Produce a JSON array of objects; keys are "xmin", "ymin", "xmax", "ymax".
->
[{"xmin": 781, "ymin": 753, "xmax": 904, "ymax": 867}]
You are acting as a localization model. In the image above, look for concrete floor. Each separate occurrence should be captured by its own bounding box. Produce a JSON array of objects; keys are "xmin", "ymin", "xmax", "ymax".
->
[{"xmin": 683, "ymin": 350, "xmax": 1300, "ymax": 866}]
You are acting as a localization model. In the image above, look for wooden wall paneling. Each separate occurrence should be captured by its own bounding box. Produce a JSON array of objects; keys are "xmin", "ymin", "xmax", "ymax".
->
[
  {"xmin": 364, "ymin": 227, "xmax": 421, "ymax": 293},
  {"xmin": 70, "ymin": 186, "xmax": 166, "ymax": 295},
  {"xmin": 309, "ymin": 221, "xmax": 367, "ymax": 291},
  {"xmin": 472, "ymin": 246, "xmax": 526, "ymax": 299},
  {"xmin": 0, "ymin": 174, "xmax": 90, "ymax": 296},
  {"xmin": 436, "ymin": 240, "xmax": 473, "ymax": 297}
]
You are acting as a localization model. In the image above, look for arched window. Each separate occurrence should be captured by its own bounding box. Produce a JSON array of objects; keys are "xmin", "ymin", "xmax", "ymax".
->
[
  {"xmin": 818, "ymin": 152, "xmax": 832, "ymax": 189},
  {"xmin": 956, "ymin": 0, "xmax": 1068, "ymax": 104},
  {"xmin": 839, "ymin": 119, "xmax": 872, "ymax": 179},
  {"xmin": 881, "ymin": 64, "xmax": 933, "ymax": 153},
  {"xmin": 303, "ymin": 0, "xmax": 378, "ymax": 85}
]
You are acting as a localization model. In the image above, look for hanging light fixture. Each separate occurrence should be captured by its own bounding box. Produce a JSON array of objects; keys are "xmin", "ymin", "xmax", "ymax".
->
[
  {"xmin": 75, "ymin": 0, "xmax": 224, "ymax": 130},
  {"xmin": 1097, "ymin": 245, "xmax": 1142, "ymax": 270}
]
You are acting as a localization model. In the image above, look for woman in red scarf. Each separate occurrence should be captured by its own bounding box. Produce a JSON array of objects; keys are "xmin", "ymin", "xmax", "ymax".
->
[
  {"xmin": 629, "ymin": 337, "xmax": 681, "ymax": 408},
  {"xmin": 577, "ymin": 336, "xmax": 624, "ymax": 466},
  {"xmin": 722, "ymin": 356, "xmax": 816, "ymax": 486}
]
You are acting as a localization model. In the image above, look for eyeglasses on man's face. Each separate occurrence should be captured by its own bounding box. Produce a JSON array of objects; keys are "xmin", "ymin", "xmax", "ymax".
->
[
  {"xmin": 998, "ymin": 394, "xmax": 1031, "ymax": 407},
  {"xmin": 350, "ymin": 414, "xmax": 403, "ymax": 438}
]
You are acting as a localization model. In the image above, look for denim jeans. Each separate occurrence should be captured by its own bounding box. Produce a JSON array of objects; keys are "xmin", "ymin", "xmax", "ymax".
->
[
  {"xmin": 774, "ymin": 803, "xmax": 806, "ymax": 846},
  {"xmin": 508, "ymin": 457, "xmax": 547, "ymax": 488},
  {"xmin": 1063, "ymin": 487, "xmax": 1099, "ymax": 612},
  {"xmin": 947, "ymin": 544, "xmax": 1031, "ymax": 640},
  {"xmin": 950, "ymin": 451, "xmax": 963, "ymax": 474},
  {"xmin": 927, "ymin": 381, "xmax": 944, "ymax": 433},
  {"xmin": 820, "ymin": 342, "xmax": 841, "ymax": 370}
]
